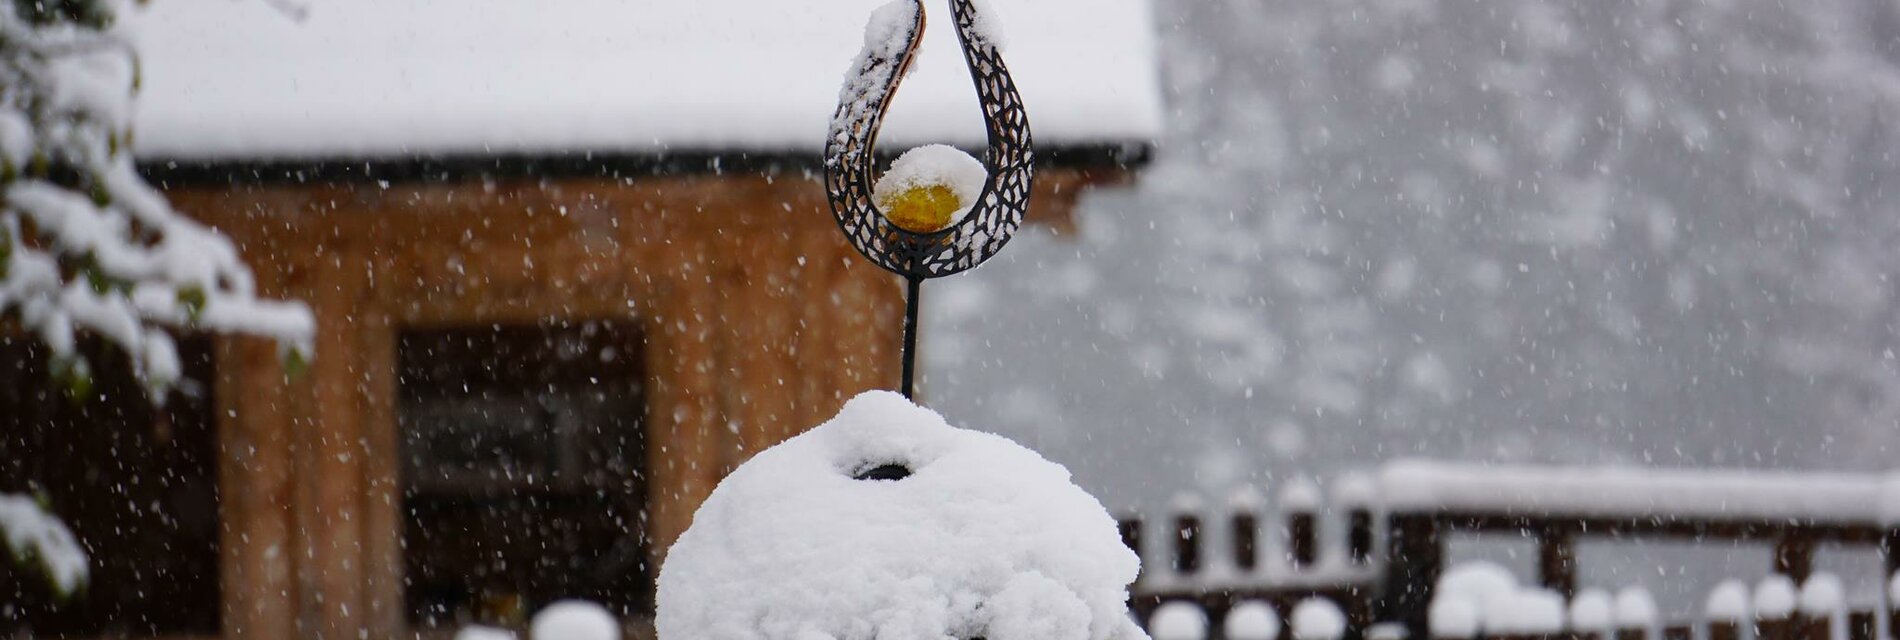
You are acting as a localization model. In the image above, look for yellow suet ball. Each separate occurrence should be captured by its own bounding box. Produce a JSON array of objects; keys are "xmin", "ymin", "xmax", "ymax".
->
[{"xmin": 877, "ymin": 183, "xmax": 963, "ymax": 233}]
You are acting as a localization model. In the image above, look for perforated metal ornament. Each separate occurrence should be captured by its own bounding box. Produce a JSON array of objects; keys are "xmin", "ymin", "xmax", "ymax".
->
[{"xmin": 823, "ymin": 0, "xmax": 1035, "ymax": 280}]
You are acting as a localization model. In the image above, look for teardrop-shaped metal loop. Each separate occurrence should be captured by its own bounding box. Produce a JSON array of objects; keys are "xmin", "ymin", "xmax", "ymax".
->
[{"xmin": 824, "ymin": 0, "xmax": 1035, "ymax": 280}]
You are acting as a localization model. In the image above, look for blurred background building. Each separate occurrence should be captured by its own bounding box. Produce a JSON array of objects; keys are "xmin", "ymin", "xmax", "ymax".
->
[{"xmin": 1, "ymin": 0, "xmax": 1158, "ymax": 637}]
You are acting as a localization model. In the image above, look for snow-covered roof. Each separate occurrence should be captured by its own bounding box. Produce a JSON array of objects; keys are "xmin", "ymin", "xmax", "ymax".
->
[
  {"xmin": 1379, "ymin": 460, "xmax": 1899, "ymax": 525},
  {"xmin": 127, "ymin": 0, "xmax": 1162, "ymax": 163}
]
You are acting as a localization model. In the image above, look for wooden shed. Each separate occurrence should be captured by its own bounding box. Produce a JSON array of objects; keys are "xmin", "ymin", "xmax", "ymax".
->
[{"xmin": 0, "ymin": 1, "xmax": 1160, "ymax": 638}]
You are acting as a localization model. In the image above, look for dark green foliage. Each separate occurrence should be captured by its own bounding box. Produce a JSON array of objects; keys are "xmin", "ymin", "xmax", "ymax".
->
[{"xmin": 11, "ymin": 0, "xmax": 113, "ymax": 29}]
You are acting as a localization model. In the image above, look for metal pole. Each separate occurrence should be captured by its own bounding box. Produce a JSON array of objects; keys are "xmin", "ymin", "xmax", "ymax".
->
[{"xmin": 901, "ymin": 274, "xmax": 922, "ymax": 399}]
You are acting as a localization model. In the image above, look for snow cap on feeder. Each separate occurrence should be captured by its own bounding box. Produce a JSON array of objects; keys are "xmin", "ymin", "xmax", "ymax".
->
[
  {"xmin": 874, "ymin": 144, "xmax": 987, "ymax": 233},
  {"xmin": 654, "ymin": 391, "xmax": 1145, "ymax": 640}
]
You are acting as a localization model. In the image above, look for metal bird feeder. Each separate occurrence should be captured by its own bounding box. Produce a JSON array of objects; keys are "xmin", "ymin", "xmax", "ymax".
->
[{"xmin": 823, "ymin": 0, "xmax": 1035, "ymax": 400}]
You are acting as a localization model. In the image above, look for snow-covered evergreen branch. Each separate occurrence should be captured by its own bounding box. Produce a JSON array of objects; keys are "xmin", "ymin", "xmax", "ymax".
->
[
  {"xmin": 1, "ymin": 0, "xmax": 312, "ymax": 401},
  {"xmin": 0, "ymin": 492, "xmax": 86, "ymax": 598}
]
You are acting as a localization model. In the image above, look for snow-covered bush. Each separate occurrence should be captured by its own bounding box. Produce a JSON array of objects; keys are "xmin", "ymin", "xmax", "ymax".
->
[
  {"xmin": 656, "ymin": 391, "xmax": 1147, "ymax": 640},
  {"xmin": 1, "ymin": 0, "xmax": 312, "ymax": 400}
]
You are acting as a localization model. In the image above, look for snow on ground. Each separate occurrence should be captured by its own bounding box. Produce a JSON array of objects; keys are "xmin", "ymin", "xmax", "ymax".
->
[
  {"xmin": 655, "ymin": 391, "xmax": 1145, "ymax": 640},
  {"xmin": 126, "ymin": 0, "xmax": 1160, "ymax": 159}
]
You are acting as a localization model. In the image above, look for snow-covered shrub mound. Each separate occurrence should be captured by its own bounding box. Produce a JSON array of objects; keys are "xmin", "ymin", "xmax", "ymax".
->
[{"xmin": 656, "ymin": 391, "xmax": 1146, "ymax": 640}]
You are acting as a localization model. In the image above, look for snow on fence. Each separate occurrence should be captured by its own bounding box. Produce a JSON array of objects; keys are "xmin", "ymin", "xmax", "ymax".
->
[
  {"xmin": 1133, "ymin": 567, "xmax": 1897, "ymax": 640},
  {"xmin": 1119, "ymin": 461, "xmax": 1900, "ymax": 640}
]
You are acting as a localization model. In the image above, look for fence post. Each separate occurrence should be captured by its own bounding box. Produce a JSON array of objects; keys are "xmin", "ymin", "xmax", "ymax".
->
[
  {"xmin": 1796, "ymin": 573, "xmax": 1841, "ymax": 640},
  {"xmin": 1536, "ymin": 523, "xmax": 1578, "ymax": 598},
  {"xmin": 1380, "ymin": 513, "xmax": 1442, "ymax": 640},
  {"xmin": 1573, "ymin": 588, "xmax": 1615, "ymax": 640},
  {"xmin": 1774, "ymin": 532, "xmax": 1815, "ymax": 583},
  {"xmin": 1705, "ymin": 579, "xmax": 1749, "ymax": 640},
  {"xmin": 1889, "ymin": 570, "xmax": 1899, "ymax": 640},
  {"xmin": 1281, "ymin": 479, "xmax": 1321, "ymax": 570},
  {"xmin": 1842, "ymin": 611, "xmax": 1872, "ymax": 640},
  {"xmin": 1755, "ymin": 575, "xmax": 1799, "ymax": 640},
  {"xmin": 1888, "ymin": 569, "xmax": 1899, "ymax": 640},
  {"xmin": 1616, "ymin": 587, "xmax": 1659, "ymax": 640}
]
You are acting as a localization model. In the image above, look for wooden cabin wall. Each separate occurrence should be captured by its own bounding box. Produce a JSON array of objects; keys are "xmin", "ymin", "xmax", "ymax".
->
[{"xmin": 157, "ymin": 167, "xmax": 1108, "ymax": 640}]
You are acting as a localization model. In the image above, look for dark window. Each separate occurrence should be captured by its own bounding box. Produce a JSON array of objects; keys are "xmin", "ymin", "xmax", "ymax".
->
[
  {"xmin": 0, "ymin": 334, "xmax": 222, "ymax": 637},
  {"xmin": 398, "ymin": 321, "xmax": 650, "ymax": 628}
]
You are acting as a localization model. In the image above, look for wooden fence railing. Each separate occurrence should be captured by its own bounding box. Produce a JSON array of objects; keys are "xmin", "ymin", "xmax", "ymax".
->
[
  {"xmin": 1118, "ymin": 463, "xmax": 1900, "ymax": 640},
  {"xmin": 1133, "ymin": 573, "xmax": 1896, "ymax": 640}
]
